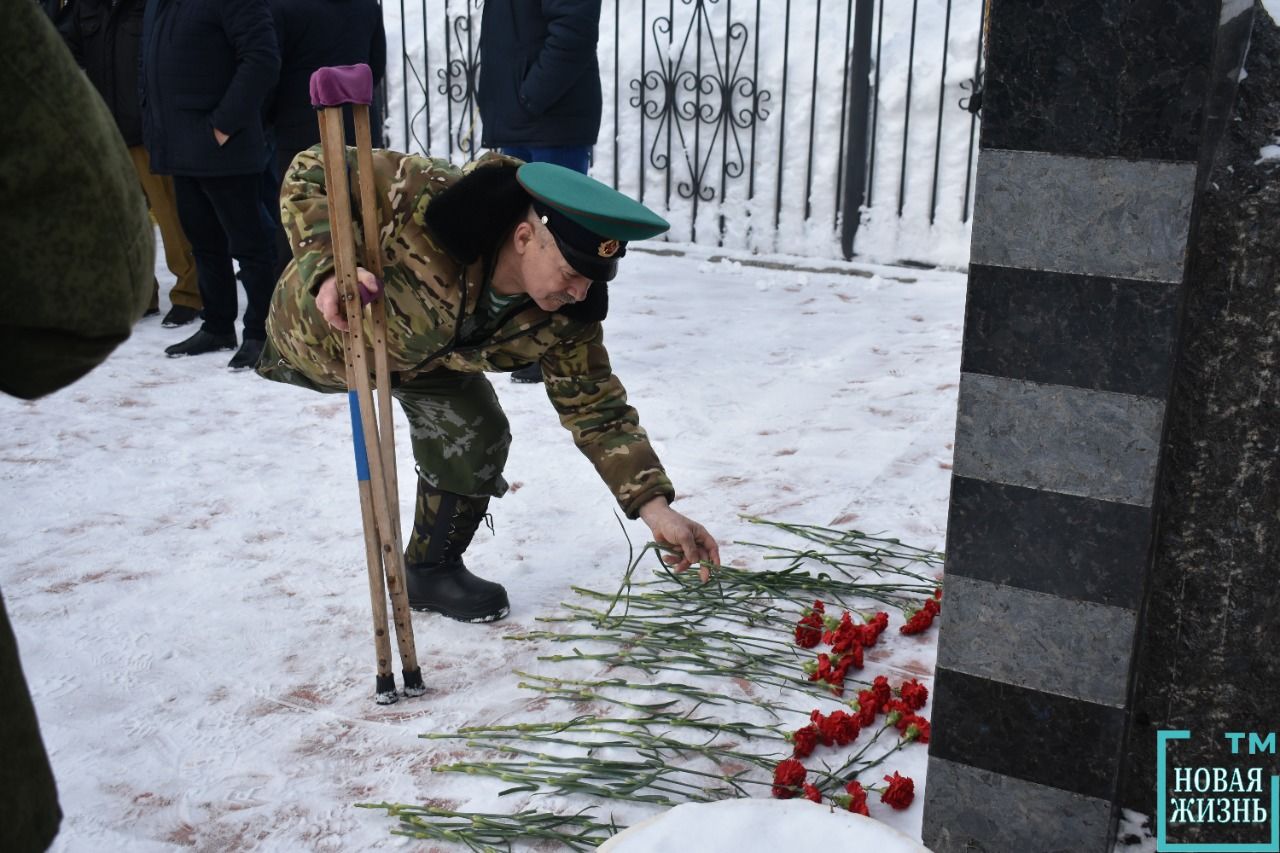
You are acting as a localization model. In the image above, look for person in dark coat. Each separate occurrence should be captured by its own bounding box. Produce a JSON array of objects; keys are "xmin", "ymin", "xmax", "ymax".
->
[
  {"xmin": 36, "ymin": 0, "xmax": 72, "ymax": 27},
  {"xmin": 141, "ymin": 0, "xmax": 280, "ymax": 369},
  {"xmin": 266, "ymin": 0, "xmax": 385, "ymax": 282},
  {"xmin": 3, "ymin": 4, "xmax": 153, "ymax": 850},
  {"xmin": 62, "ymin": 0, "xmax": 204, "ymax": 327},
  {"xmin": 477, "ymin": 0, "xmax": 604, "ymax": 383},
  {"xmin": 477, "ymin": 0, "xmax": 603, "ymax": 164}
]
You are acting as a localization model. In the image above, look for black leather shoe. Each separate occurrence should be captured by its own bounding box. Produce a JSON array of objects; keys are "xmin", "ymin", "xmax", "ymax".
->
[
  {"xmin": 165, "ymin": 329, "xmax": 236, "ymax": 358},
  {"xmin": 510, "ymin": 363, "xmax": 543, "ymax": 384},
  {"xmin": 162, "ymin": 305, "xmax": 200, "ymax": 327},
  {"xmin": 406, "ymin": 558, "xmax": 509, "ymax": 622},
  {"xmin": 228, "ymin": 337, "xmax": 264, "ymax": 371}
]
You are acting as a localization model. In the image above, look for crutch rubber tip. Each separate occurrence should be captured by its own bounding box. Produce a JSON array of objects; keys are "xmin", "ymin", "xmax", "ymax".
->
[
  {"xmin": 402, "ymin": 668, "xmax": 427, "ymax": 697},
  {"xmin": 374, "ymin": 673, "xmax": 399, "ymax": 705}
]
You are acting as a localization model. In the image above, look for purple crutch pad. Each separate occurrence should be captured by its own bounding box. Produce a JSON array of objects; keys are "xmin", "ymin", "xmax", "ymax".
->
[{"xmin": 309, "ymin": 64, "xmax": 374, "ymax": 108}]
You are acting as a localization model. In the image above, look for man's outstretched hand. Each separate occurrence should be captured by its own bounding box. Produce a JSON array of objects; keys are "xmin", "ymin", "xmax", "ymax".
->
[
  {"xmin": 316, "ymin": 266, "xmax": 382, "ymax": 331},
  {"xmin": 638, "ymin": 496, "xmax": 721, "ymax": 582}
]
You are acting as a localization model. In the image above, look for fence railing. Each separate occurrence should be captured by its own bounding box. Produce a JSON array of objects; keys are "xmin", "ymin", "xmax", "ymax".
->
[{"xmin": 381, "ymin": 0, "xmax": 984, "ymax": 267}]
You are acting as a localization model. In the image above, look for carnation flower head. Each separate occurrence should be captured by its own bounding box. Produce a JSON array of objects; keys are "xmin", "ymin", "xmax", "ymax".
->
[
  {"xmin": 791, "ymin": 725, "xmax": 818, "ymax": 757},
  {"xmin": 840, "ymin": 780, "xmax": 870, "ymax": 815},
  {"xmin": 899, "ymin": 678, "xmax": 929, "ymax": 711},
  {"xmin": 880, "ymin": 771, "xmax": 915, "ymax": 810},
  {"xmin": 771, "ymin": 758, "xmax": 807, "ymax": 799}
]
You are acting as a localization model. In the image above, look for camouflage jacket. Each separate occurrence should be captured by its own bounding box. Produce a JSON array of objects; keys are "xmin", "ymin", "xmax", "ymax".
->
[{"xmin": 258, "ymin": 147, "xmax": 674, "ymax": 518}]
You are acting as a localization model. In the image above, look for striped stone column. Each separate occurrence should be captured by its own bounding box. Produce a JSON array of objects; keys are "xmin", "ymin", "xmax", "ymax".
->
[{"xmin": 920, "ymin": 1, "xmax": 1256, "ymax": 849}]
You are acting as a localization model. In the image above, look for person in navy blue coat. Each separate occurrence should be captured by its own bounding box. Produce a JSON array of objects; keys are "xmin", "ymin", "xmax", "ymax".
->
[
  {"xmin": 141, "ymin": 0, "xmax": 280, "ymax": 370},
  {"xmin": 477, "ymin": 0, "xmax": 602, "ymax": 168},
  {"xmin": 266, "ymin": 0, "xmax": 385, "ymax": 282},
  {"xmin": 478, "ymin": 0, "xmax": 604, "ymax": 383}
]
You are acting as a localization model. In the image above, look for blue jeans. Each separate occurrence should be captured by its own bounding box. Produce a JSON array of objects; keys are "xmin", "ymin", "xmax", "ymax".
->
[{"xmin": 500, "ymin": 145, "xmax": 591, "ymax": 175}]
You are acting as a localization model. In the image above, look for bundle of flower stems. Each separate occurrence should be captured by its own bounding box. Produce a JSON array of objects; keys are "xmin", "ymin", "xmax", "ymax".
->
[{"xmin": 359, "ymin": 517, "xmax": 943, "ymax": 850}]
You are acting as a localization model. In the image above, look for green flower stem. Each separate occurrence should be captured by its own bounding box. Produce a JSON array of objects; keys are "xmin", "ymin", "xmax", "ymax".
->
[
  {"xmin": 376, "ymin": 515, "xmax": 943, "ymax": 849},
  {"xmin": 429, "ymin": 725, "xmax": 784, "ymax": 776},
  {"xmin": 741, "ymin": 516, "xmax": 944, "ymax": 564},
  {"xmin": 357, "ymin": 804, "xmax": 615, "ymax": 852},
  {"xmin": 453, "ymin": 743, "xmax": 777, "ymax": 801},
  {"xmin": 512, "ymin": 672, "xmax": 809, "ymax": 718}
]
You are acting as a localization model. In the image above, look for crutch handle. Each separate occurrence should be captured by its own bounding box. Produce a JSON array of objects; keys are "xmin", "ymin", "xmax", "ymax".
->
[{"xmin": 310, "ymin": 63, "xmax": 373, "ymax": 108}]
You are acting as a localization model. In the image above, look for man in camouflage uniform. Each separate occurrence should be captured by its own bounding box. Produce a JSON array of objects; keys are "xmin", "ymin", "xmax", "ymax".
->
[{"xmin": 258, "ymin": 148, "xmax": 719, "ymax": 622}]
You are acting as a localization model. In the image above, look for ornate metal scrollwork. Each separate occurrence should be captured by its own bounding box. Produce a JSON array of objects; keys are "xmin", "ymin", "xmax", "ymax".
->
[
  {"xmin": 436, "ymin": 1, "xmax": 483, "ymax": 158},
  {"xmin": 629, "ymin": 0, "xmax": 771, "ymax": 204}
]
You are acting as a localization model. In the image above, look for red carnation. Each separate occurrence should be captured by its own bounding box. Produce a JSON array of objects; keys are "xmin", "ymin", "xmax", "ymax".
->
[
  {"xmin": 802, "ymin": 783, "xmax": 822, "ymax": 803},
  {"xmin": 810, "ymin": 711, "xmax": 834, "ymax": 747},
  {"xmin": 872, "ymin": 676, "xmax": 892, "ymax": 711},
  {"xmin": 825, "ymin": 653, "xmax": 856, "ymax": 696},
  {"xmin": 821, "ymin": 709, "xmax": 860, "ymax": 747},
  {"xmin": 934, "ymin": 587, "xmax": 943, "ymax": 600},
  {"xmin": 870, "ymin": 610, "xmax": 889, "ymax": 632},
  {"xmin": 880, "ymin": 772, "xmax": 915, "ymax": 810},
  {"xmin": 899, "ymin": 678, "xmax": 929, "ymax": 711},
  {"xmin": 923, "ymin": 597, "xmax": 941, "ymax": 616},
  {"xmin": 795, "ymin": 611, "xmax": 824, "ymax": 648},
  {"xmin": 807, "ymin": 652, "xmax": 834, "ymax": 684},
  {"xmin": 900, "ymin": 607, "xmax": 936, "ymax": 635},
  {"xmin": 791, "ymin": 725, "xmax": 818, "ymax": 758},
  {"xmin": 830, "ymin": 613, "xmax": 863, "ymax": 654},
  {"xmin": 885, "ymin": 698, "xmax": 911, "ymax": 727},
  {"xmin": 843, "ymin": 780, "xmax": 870, "ymax": 815},
  {"xmin": 865, "ymin": 611, "xmax": 889, "ymax": 644},
  {"xmin": 902, "ymin": 714, "xmax": 931, "ymax": 744},
  {"xmin": 772, "ymin": 759, "xmax": 807, "ymax": 799},
  {"xmin": 854, "ymin": 690, "xmax": 879, "ymax": 727}
]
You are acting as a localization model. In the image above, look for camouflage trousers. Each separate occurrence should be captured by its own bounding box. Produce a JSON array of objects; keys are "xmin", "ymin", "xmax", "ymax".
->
[{"xmin": 393, "ymin": 368, "xmax": 511, "ymax": 500}]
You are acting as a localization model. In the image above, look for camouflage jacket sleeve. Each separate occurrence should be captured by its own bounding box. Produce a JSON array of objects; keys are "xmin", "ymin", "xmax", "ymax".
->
[
  {"xmin": 541, "ymin": 322, "xmax": 676, "ymax": 519},
  {"xmin": 278, "ymin": 143, "xmax": 377, "ymax": 297},
  {"xmin": 280, "ymin": 142, "xmax": 430, "ymax": 295}
]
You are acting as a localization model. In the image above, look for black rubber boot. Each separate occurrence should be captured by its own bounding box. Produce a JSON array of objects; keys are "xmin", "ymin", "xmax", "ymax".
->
[
  {"xmin": 509, "ymin": 362, "xmax": 544, "ymax": 383},
  {"xmin": 404, "ymin": 483, "xmax": 509, "ymax": 622},
  {"xmin": 227, "ymin": 337, "xmax": 264, "ymax": 371},
  {"xmin": 165, "ymin": 329, "xmax": 236, "ymax": 357}
]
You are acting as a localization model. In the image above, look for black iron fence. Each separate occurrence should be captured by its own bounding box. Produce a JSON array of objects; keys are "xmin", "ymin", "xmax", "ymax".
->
[{"xmin": 382, "ymin": 0, "xmax": 984, "ymax": 265}]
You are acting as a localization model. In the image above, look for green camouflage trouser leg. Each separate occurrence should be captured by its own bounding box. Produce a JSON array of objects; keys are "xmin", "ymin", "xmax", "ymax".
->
[
  {"xmin": 393, "ymin": 368, "xmax": 511, "ymax": 498},
  {"xmin": 393, "ymin": 369, "xmax": 509, "ymax": 564}
]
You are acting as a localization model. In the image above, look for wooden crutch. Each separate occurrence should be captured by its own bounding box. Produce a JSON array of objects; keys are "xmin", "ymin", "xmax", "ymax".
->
[{"xmin": 310, "ymin": 64, "xmax": 424, "ymax": 704}]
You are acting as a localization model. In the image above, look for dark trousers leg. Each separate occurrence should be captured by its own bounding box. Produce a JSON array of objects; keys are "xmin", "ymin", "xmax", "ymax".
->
[{"xmin": 173, "ymin": 173, "xmax": 277, "ymax": 340}]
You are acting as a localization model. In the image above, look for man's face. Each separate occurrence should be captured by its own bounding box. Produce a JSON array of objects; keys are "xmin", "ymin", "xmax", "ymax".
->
[{"xmin": 516, "ymin": 216, "xmax": 593, "ymax": 312}]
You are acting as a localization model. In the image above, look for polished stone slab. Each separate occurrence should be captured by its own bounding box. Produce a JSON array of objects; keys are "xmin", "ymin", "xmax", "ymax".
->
[
  {"xmin": 953, "ymin": 372, "xmax": 1166, "ymax": 506},
  {"xmin": 980, "ymin": 0, "xmax": 1217, "ymax": 161},
  {"xmin": 962, "ymin": 264, "xmax": 1180, "ymax": 398},
  {"xmin": 970, "ymin": 149, "xmax": 1197, "ymax": 283},
  {"xmin": 1119, "ymin": 10, "xmax": 1279, "ymax": 822},
  {"xmin": 922, "ymin": 755, "xmax": 1114, "ymax": 853},
  {"xmin": 935, "ymin": 575, "xmax": 1136, "ymax": 707},
  {"xmin": 945, "ymin": 475, "xmax": 1150, "ymax": 610},
  {"xmin": 929, "ymin": 666, "xmax": 1127, "ymax": 799}
]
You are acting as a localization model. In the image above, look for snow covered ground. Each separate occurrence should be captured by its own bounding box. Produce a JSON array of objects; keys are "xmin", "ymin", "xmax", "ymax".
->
[{"xmin": 4, "ymin": 240, "xmax": 964, "ymax": 851}]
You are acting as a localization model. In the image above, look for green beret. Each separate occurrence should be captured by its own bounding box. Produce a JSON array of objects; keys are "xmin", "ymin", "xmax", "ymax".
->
[{"xmin": 517, "ymin": 162, "xmax": 669, "ymax": 281}]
